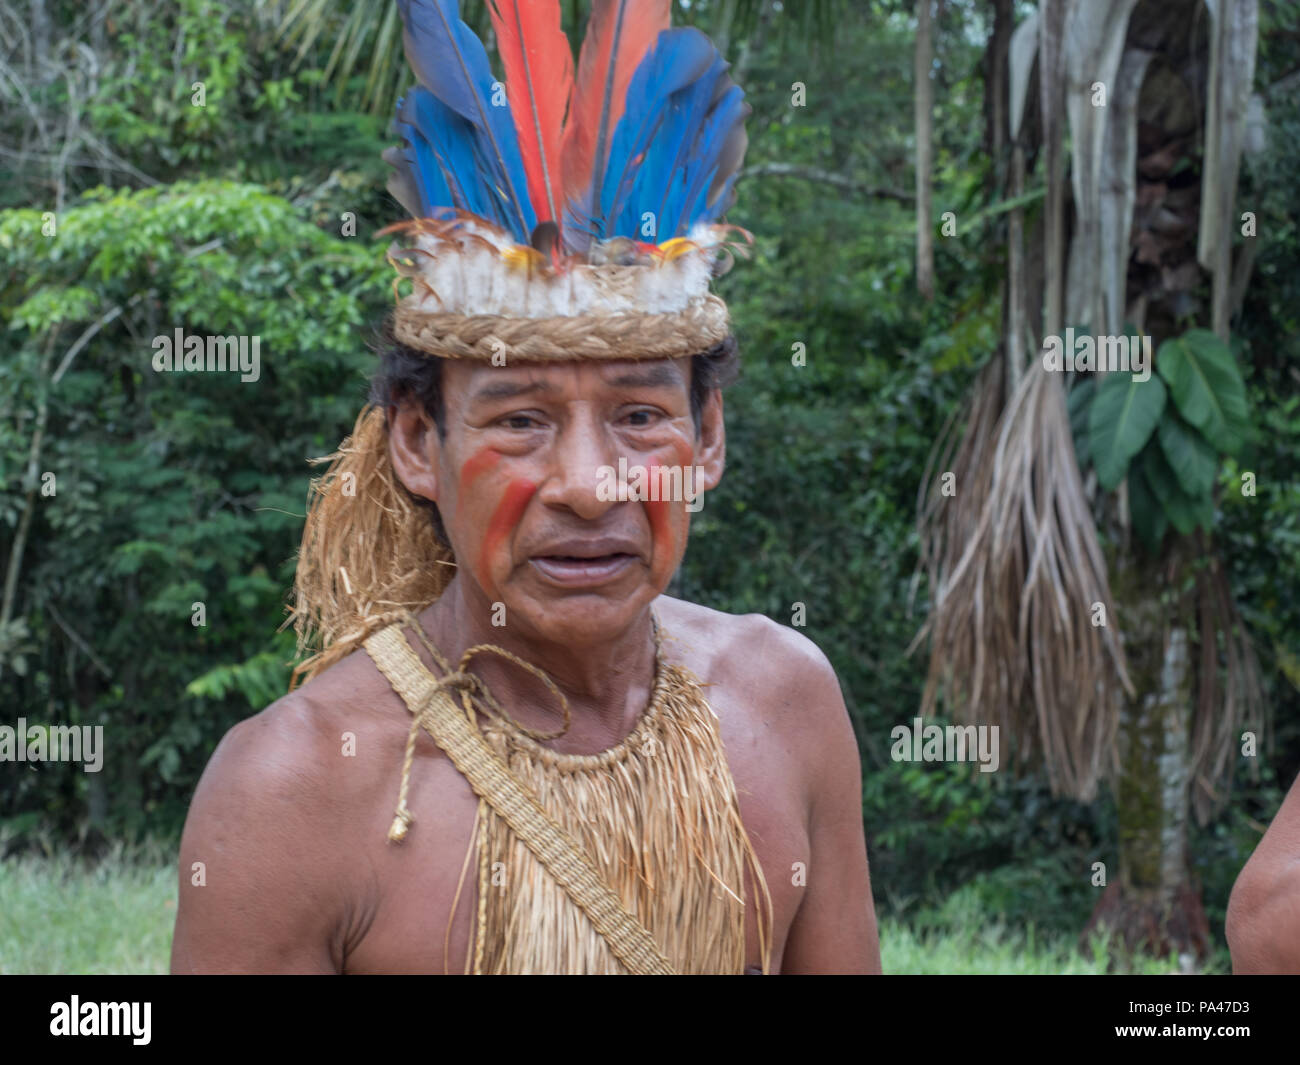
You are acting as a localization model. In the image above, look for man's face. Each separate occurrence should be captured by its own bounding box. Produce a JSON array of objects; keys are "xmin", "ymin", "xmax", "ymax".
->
[{"xmin": 390, "ymin": 357, "xmax": 725, "ymax": 646}]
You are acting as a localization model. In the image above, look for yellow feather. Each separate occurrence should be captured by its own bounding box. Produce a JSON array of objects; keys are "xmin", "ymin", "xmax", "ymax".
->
[
  {"xmin": 502, "ymin": 245, "xmax": 547, "ymax": 271},
  {"xmin": 657, "ymin": 237, "xmax": 698, "ymax": 261}
]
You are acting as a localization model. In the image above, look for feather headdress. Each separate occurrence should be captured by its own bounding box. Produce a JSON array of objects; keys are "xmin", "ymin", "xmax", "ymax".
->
[
  {"xmin": 291, "ymin": 0, "xmax": 752, "ymax": 676},
  {"xmin": 380, "ymin": 0, "xmax": 751, "ymax": 360}
]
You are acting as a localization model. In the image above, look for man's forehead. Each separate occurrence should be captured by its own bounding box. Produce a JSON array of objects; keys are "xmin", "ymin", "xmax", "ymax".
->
[{"xmin": 452, "ymin": 358, "xmax": 689, "ymax": 400}]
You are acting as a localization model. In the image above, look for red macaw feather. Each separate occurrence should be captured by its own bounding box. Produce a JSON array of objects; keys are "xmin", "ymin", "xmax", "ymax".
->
[
  {"xmin": 561, "ymin": 0, "xmax": 670, "ymax": 213},
  {"xmin": 487, "ymin": 0, "xmax": 573, "ymax": 227}
]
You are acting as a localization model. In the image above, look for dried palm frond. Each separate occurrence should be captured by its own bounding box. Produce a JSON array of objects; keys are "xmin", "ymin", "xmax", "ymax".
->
[{"xmin": 913, "ymin": 359, "xmax": 1133, "ymax": 800}]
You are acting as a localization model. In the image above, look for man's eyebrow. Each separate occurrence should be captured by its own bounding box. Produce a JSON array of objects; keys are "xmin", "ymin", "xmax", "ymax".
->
[
  {"xmin": 469, "ymin": 378, "xmax": 558, "ymax": 403},
  {"xmin": 605, "ymin": 364, "xmax": 684, "ymax": 390}
]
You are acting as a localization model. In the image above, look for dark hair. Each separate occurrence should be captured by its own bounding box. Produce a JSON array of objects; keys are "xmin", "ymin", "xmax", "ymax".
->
[{"xmin": 368, "ymin": 321, "xmax": 740, "ymax": 540}]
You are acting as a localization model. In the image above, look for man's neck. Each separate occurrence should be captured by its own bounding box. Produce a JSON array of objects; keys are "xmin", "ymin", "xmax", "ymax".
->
[{"xmin": 414, "ymin": 580, "xmax": 659, "ymax": 752}]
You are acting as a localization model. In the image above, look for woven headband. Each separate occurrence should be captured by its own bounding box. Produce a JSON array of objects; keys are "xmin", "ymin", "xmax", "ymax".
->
[{"xmin": 393, "ymin": 293, "xmax": 731, "ymax": 362}]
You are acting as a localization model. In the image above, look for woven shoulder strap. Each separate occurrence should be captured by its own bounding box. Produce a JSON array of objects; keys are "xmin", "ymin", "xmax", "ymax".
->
[{"xmin": 363, "ymin": 624, "xmax": 676, "ymax": 976}]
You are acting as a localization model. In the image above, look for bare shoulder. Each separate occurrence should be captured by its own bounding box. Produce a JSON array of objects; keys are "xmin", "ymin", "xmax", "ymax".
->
[
  {"xmin": 196, "ymin": 648, "xmax": 387, "ymax": 812},
  {"xmin": 653, "ymin": 596, "xmax": 849, "ymax": 741},
  {"xmin": 172, "ymin": 645, "xmax": 417, "ymax": 972},
  {"xmin": 656, "ymin": 596, "xmax": 840, "ymax": 686},
  {"xmin": 190, "ymin": 638, "xmax": 452, "ymax": 841}
]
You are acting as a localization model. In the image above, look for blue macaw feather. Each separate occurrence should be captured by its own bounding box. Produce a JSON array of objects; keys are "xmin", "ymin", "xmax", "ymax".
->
[
  {"xmin": 597, "ymin": 28, "xmax": 747, "ymax": 242},
  {"xmin": 656, "ymin": 70, "xmax": 748, "ymax": 237},
  {"xmin": 639, "ymin": 56, "xmax": 732, "ymax": 238},
  {"xmin": 393, "ymin": 97, "xmax": 454, "ymax": 212},
  {"xmin": 395, "ymin": 93, "xmax": 490, "ymax": 227},
  {"xmin": 403, "ymin": 89, "xmax": 520, "ymax": 228},
  {"xmin": 385, "ymin": 1, "xmax": 748, "ymax": 251},
  {"xmin": 674, "ymin": 81, "xmax": 748, "ymax": 230},
  {"xmin": 394, "ymin": 0, "xmax": 536, "ymax": 240},
  {"xmin": 594, "ymin": 28, "xmax": 716, "ymax": 239}
]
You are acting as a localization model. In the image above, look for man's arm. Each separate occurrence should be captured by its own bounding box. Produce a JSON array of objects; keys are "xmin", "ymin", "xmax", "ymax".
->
[
  {"xmin": 1226, "ymin": 771, "xmax": 1300, "ymax": 974},
  {"xmin": 170, "ymin": 696, "xmax": 347, "ymax": 974},
  {"xmin": 773, "ymin": 631, "xmax": 882, "ymax": 974}
]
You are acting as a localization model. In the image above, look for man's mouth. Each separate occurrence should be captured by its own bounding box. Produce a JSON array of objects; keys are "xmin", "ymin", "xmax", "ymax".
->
[
  {"xmin": 530, "ymin": 552, "xmax": 638, "ymax": 586},
  {"xmin": 528, "ymin": 538, "xmax": 641, "ymax": 587}
]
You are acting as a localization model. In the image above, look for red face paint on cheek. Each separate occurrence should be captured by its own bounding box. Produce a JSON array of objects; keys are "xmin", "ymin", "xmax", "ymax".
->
[
  {"xmin": 476, "ymin": 478, "xmax": 536, "ymax": 595},
  {"xmin": 644, "ymin": 438, "xmax": 697, "ymax": 582},
  {"xmin": 459, "ymin": 446, "xmax": 501, "ymax": 497},
  {"xmin": 644, "ymin": 492, "xmax": 674, "ymax": 570}
]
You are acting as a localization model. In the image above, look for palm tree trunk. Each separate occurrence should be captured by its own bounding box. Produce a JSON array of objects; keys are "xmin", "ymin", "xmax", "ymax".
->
[
  {"xmin": 1037, "ymin": 0, "xmax": 1066, "ymax": 338},
  {"xmin": 1086, "ymin": 549, "xmax": 1209, "ymax": 961}
]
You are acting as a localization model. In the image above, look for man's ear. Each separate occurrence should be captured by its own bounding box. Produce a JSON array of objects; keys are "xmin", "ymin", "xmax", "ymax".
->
[
  {"xmin": 387, "ymin": 400, "xmax": 441, "ymax": 504},
  {"xmin": 695, "ymin": 388, "xmax": 726, "ymax": 492}
]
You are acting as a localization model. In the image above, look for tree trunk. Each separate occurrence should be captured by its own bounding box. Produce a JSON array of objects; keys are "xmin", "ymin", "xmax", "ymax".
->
[
  {"xmin": 985, "ymin": 0, "xmax": 1013, "ymax": 195},
  {"xmin": 713, "ymin": 0, "xmax": 740, "ymax": 61},
  {"xmin": 1084, "ymin": 549, "xmax": 1209, "ymax": 963},
  {"xmin": 31, "ymin": 0, "xmax": 51, "ymax": 76},
  {"xmin": 914, "ymin": 0, "xmax": 934, "ymax": 300},
  {"xmin": 1038, "ymin": 0, "xmax": 1066, "ymax": 338},
  {"xmin": 75, "ymin": 663, "xmax": 109, "ymax": 853}
]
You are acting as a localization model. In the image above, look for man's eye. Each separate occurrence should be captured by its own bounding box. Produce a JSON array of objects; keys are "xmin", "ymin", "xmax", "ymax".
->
[
  {"xmin": 500, "ymin": 414, "xmax": 539, "ymax": 430},
  {"xmin": 625, "ymin": 409, "xmax": 659, "ymax": 427}
]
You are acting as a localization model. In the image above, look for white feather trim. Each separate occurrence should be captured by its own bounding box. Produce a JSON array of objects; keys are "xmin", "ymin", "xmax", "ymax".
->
[{"xmin": 396, "ymin": 222, "xmax": 732, "ymax": 319}]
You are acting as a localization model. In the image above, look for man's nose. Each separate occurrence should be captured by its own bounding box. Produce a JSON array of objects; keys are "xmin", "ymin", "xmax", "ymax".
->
[{"xmin": 535, "ymin": 411, "xmax": 617, "ymax": 520}]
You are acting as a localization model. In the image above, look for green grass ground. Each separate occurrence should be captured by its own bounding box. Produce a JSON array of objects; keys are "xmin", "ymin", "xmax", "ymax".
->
[
  {"xmin": 0, "ymin": 848, "xmax": 1224, "ymax": 974},
  {"xmin": 880, "ymin": 885, "xmax": 1227, "ymax": 974},
  {"xmin": 0, "ymin": 844, "xmax": 178, "ymax": 974}
]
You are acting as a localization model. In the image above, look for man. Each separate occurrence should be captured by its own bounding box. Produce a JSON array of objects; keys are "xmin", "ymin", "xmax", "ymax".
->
[
  {"xmin": 171, "ymin": 0, "xmax": 880, "ymax": 974},
  {"xmin": 1227, "ymin": 772, "xmax": 1300, "ymax": 973}
]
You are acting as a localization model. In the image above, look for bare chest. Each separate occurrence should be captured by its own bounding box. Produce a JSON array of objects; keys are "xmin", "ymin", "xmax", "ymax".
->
[{"xmin": 341, "ymin": 674, "xmax": 809, "ymax": 974}]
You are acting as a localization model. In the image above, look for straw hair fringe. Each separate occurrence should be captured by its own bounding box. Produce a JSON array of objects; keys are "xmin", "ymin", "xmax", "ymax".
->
[{"xmin": 290, "ymin": 405, "xmax": 454, "ymax": 687}]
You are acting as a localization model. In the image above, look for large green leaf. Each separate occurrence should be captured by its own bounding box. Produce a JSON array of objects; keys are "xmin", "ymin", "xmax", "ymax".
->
[
  {"xmin": 1067, "ymin": 376, "xmax": 1095, "ymax": 468},
  {"xmin": 1127, "ymin": 463, "xmax": 1168, "ymax": 553},
  {"xmin": 1089, "ymin": 371, "xmax": 1168, "ymax": 490},
  {"xmin": 1157, "ymin": 409, "xmax": 1219, "ymax": 497},
  {"xmin": 1142, "ymin": 442, "xmax": 1214, "ymax": 536},
  {"xmin": 1155, "ymin": 328, "xmax": 1250, "ymax": 456}
]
